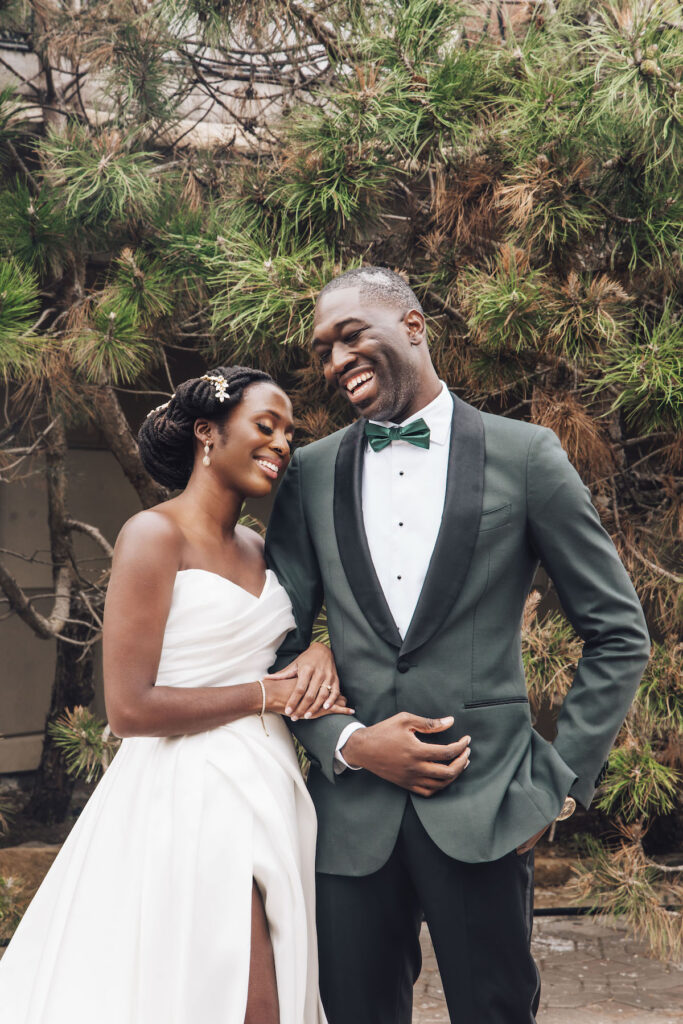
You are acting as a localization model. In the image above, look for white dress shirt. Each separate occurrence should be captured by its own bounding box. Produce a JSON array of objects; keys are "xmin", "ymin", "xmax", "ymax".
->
[{"xmin": 335, "ymin": 382, "xmax": 454, "ymax": 770}]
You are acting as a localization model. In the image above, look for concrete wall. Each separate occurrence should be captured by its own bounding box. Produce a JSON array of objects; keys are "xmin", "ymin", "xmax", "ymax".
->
[
  {"xmin": 0, "ymin": 447, "xmax": 142, "ymax": 771},
  {"xmin": 0, "ymin": 41, "xmax": 301, "ymax": 150}
]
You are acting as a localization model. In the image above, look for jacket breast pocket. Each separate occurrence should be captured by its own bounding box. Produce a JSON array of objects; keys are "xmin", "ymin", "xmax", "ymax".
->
[
  {"xmin": 478, "ymin": 503, "xmax": 511, "ymax": 532},
  {"xmin": 462, "ymin": 696, "xmax": 529, "ymax": 709}
]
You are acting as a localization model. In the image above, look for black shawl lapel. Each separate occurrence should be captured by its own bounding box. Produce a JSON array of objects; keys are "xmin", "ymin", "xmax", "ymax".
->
[
  {"xmin": 400, "ymin": 394, "xmax": 485, "ymax": 658},
  {"xmin": 333, "ymin": 419, "xmax": 403, "ymax": 649}
]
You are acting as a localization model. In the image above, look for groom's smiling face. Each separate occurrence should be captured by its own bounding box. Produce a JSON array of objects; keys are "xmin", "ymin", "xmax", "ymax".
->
[{"xmin": 312, "ymin": 286, "xmax": 427, "ymax": 422}]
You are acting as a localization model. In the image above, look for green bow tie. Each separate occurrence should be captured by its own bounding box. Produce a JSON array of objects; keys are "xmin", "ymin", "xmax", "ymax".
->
[{"xmin": 365, "ymin": 418, "xmax": 431, "ymax": 453}]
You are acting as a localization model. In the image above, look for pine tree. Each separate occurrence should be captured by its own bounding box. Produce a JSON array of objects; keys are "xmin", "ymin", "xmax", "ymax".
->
[{"xmin": 0, "ymin": 0, "xmax": 681, "ymax": 954}]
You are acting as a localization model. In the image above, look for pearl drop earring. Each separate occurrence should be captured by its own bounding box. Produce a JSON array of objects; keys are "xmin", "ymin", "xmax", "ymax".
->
[{"xmin": 202, "ymin": 443, "xmax": 211, "ymax": 467}]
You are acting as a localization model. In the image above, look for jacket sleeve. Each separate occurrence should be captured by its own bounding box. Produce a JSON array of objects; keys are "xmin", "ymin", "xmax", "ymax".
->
[
  {"xmin": 526, "ymin": 428, "xmax": 650, "ymax": 809},
  {"xmin": 265, "ymin": 446, "xmax": 352, "ymax": 783}
]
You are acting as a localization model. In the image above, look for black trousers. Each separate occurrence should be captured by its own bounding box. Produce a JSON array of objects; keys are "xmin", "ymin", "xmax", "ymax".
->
[{"xmin": 316, "ymin": 801, "xmax": 541, "ymax": 1024}]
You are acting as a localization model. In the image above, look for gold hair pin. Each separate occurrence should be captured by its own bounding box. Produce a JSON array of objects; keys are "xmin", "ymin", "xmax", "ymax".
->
[{"xmin": 201, "ymin": 374, "xmax": 230, "ymax": 403}]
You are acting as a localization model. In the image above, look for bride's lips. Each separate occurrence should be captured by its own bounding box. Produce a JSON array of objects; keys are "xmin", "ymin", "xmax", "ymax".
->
[
  {"xmin": 254, "ymin": 456, "xmax": 281, "ymax": 480},
  {"xmin": 340, "ymin": 368, "xmax": 376, "ymax": 405}
]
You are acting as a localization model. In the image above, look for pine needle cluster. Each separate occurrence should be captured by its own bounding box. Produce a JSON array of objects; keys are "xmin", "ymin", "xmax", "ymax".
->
[
  {"xmin": 522, "ymin": 591, "xmax": 583, "ymax": 709},
  {"xmin": 0, "ymin": 258, "xmax": 39, "ymax": 357},
  {"xmin": 572, "ymin": 830, "xmax": 683, "ymax": 961},
  {"xmin": 48, "ymin": 707, "xmax": 120, "ymax": 785}
]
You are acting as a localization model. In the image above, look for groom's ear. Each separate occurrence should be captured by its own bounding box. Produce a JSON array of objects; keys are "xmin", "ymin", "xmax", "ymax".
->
[{"xmin": 404, "ymin": 308, "xmax": 426, "ymax": 345}]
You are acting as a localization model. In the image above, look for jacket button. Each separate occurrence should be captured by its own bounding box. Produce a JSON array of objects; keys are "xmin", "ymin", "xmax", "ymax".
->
[{"xmin": 397, "ymin": 658, "xmax": 410, "ymax": 673}]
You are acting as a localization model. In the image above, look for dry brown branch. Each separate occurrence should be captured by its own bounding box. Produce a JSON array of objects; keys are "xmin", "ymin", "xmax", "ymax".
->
[
  {"xmin": 0, "ymin": 559, "xmax": 67, "ymax": 638},
  {"xmin": 623, "ymin": 542, "xmax": 683, "ymax": 586},
  {"xmin": 65, "ymin": 519, "xmax": 114, "ymax": 559},
  {"xmin": 94, "ymin": 387, "xmax": 169, "ymax": 508},
  {"xmin": 0, "ymin": 418, "xmax": 58, "ymax": 478},
  {"xmin": 279, "ymin": 0, "xmax": 349, "ymax": 64},
  {"xmin": 425, "ymin": 289, "xmax": 470, "ymax": 330}
]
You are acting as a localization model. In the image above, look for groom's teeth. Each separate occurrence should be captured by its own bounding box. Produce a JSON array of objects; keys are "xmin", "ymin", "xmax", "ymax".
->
[{"xmin": 346, "ymin": 372, "xmax": 374, "ymax": 393}]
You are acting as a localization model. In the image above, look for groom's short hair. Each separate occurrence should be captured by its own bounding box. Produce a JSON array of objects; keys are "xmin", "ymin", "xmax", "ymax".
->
[{"xmin": 318, "ymin": 266, "xmax": 424, "ymax": 317}]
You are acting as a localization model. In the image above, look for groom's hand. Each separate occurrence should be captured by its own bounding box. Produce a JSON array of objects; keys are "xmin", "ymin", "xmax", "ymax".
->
[
  {"xmin": 516, "ymin": 824, "xmax": 552, "ymax": 855},
  {"xmin": 341, "ymin": 713, "xmax": 471, "ymax": 796}
]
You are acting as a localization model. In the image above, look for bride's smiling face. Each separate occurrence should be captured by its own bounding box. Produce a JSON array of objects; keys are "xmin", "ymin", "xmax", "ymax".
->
[{"xmin": 195, "ymin": 382, "xmax": 294, "ymax": 498}]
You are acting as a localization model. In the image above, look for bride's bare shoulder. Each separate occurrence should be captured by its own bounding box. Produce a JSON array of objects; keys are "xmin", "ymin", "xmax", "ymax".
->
[{"xmin": 114, "ymin": 508, "xmax": 184, "ymax": 568}]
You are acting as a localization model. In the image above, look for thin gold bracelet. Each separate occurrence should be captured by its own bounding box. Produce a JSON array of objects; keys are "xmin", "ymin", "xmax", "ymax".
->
[{"xmin": 257, "ymin": 679, "xmax": 269, "ymax": 736}]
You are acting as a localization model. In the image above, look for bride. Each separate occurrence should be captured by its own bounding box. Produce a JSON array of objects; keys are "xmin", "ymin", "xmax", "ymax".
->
[{"xmin": 0, "ymin": 365, "xmax": 353, "ymax": 1024}]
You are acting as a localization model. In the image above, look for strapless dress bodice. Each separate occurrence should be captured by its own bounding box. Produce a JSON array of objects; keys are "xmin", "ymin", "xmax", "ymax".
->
[{"xmin": 155, "ymin": 568, "xmax": 296, "ymax": 690}]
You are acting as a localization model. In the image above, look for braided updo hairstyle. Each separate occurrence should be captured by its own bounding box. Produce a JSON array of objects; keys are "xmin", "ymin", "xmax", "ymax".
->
[{"xmin": 137, "ymin": 365, "xmax": 275, "ymax": 490}]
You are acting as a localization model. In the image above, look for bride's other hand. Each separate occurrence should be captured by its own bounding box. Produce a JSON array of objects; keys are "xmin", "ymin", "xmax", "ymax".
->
[{"xmin": 265, "ymin": 643, "xmax": 353, "ymax": 721}]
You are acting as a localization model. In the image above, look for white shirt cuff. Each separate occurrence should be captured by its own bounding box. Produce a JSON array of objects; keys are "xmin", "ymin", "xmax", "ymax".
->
[{"xmin": 333, "ymin": 722, "xmax": 366, "ymax": 774}]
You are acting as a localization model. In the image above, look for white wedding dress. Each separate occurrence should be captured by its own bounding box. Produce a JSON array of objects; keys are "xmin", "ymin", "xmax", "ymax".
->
[{"xmin": 0, "ymin": 569, "xmax": 326, "ymax": 1024}]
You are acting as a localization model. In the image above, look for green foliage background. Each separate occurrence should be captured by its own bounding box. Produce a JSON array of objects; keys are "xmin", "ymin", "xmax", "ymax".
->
[{"xmin": 0, "ymin": 0, "xmax": 681, "ymax": 956}]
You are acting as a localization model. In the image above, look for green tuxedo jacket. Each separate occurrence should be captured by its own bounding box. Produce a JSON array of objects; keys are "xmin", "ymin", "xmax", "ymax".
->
[{"xmin": 265, "ymin": 394, "xmax": 650, "ymax": 874}]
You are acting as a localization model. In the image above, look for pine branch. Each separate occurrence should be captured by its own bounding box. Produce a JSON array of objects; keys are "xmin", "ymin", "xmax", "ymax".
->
[
  {"xmin": 0, "ymin": 53, "xmax": 42, "ymax": 97},
  {"xmin": 278, "ymin": 0, "xmax": 352, "ymax": 64},
  {"xmin": 9, "ymin": 412, "xmax": 77, "ymax": 639},
  {"xmin": 623, "ymin": 541, "xmax": 682, "ymax": 586},
  {"xmin": 65, "ymin": 518, "xmax": 114, "ymax": 559},
  {"xmin": 94, "ymin": 386, "xmax": 169, "ymax": 508},
  {"xmin": 0, "ymin": 418, "xmax": 58, "ymax": 479},
  {"xmin": 0, "ymin": 558, "xmax": 68, "ymax": 638},
  {"xmin": 3, "ymin": 138, "xmax": 39, "ymax": 194},
  {"xmin": 425, "ymin": 289, "xmax": 470, "ymax": 330},
  {"xmin": 643, "ymin": 856, "xmax": 683, "ymax": 874}
]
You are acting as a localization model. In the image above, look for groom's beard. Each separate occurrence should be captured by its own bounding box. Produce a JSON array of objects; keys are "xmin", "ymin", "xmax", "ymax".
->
[{"xmin": 341, "ymin": 365, "xmax": 419, "ymax": 423}]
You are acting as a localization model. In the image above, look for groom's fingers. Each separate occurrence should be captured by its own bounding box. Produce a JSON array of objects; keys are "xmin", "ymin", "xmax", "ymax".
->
[
  {"xmin": 408, "ymin": 714, "xmax": 454, "ymax": 734},
  {"xmin": 419, "ymin": 735, "xmax": 471, "ymax": 762},
  {"xmin": 309, "ymin": 701, "xmax": 356, "ymax": 719},
  {"xmin": 265, "ymin": 663, "xmax": 299, "ymax": 680},
  {"xmin": 420, "ymin": 746, "xmax": 470, "ymax": 782}
]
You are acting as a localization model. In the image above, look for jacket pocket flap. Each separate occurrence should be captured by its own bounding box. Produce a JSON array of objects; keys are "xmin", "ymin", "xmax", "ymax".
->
[{"xmin": 479, "ymin": 503, "xmax": 511, "ymax": 532}]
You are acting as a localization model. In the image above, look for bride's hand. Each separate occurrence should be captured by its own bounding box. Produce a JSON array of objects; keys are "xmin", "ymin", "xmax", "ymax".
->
[{"xmin": 264, "ymin": 643, "xmax": 354, "ymax": 721}]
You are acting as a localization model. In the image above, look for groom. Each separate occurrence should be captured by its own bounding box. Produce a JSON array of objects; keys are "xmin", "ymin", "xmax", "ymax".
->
[{"xmin": 265, "ymin": 267, "xmax": 650, "ymax": 1024}]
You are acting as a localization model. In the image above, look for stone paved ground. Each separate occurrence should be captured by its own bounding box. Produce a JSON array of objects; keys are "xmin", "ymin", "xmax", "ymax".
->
[
  {"xmin": 2, "ymin": 844, "xmax": 681, "ymax": 1022},
  {"xmin": 414, "ymin": 914, "xmax": 683, "ymax": 1024}
]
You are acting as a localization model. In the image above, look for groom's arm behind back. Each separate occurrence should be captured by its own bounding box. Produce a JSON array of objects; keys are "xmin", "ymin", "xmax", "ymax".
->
[{"xmin": 265, "ymin": 447, "xmax": 351, "ymax": 781}]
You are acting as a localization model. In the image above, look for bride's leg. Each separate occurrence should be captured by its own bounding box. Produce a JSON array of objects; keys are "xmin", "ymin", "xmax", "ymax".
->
[{"xmin": 244, "ymin": 880, "xmax": 280, "ymax": 1024}]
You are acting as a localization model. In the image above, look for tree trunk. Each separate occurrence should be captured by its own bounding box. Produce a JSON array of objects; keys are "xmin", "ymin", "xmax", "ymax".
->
[
  {"xmin": 24, "ymin": 414, "xmax": 88, "ymax": 823},
  {"xmin": 25, "ymin": 591, "xmax": 95, "ymax": 823}
]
